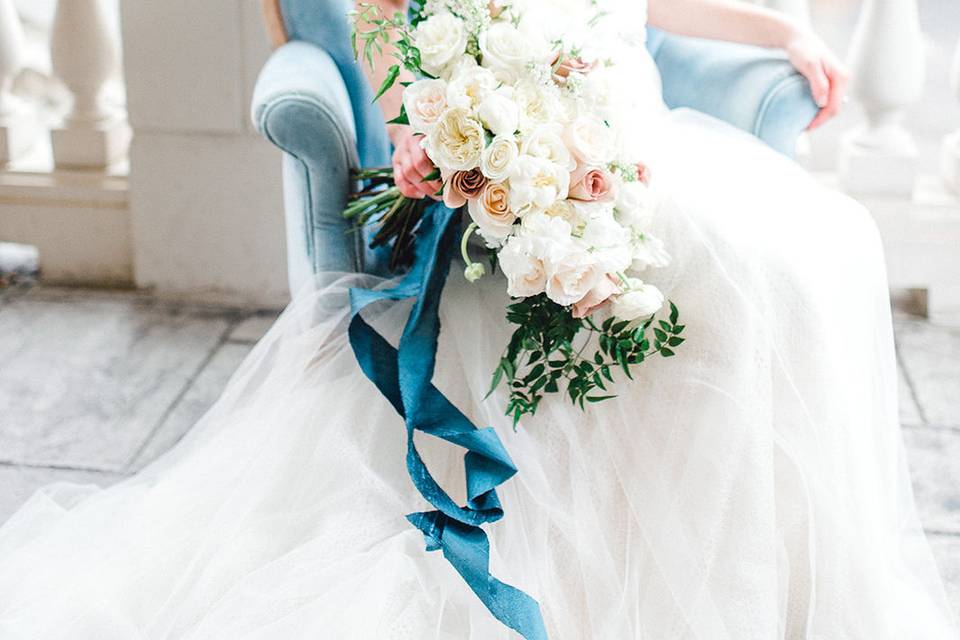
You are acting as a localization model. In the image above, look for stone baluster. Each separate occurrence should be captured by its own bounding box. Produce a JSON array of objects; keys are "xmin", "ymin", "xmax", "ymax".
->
[
  {"xmin": 941, "ymin": 36, "xmax": 960, "ymax": 194},
  {"xmin": 762, "ymin": 0, "xmax": 810, "ymax": 25},
  {"xmin": 50, "ymin": 0, "xmax": 130, "ymax": 170},
  {"xmin": 838, "ymin": 0, "xmax": 925, "ymax": 196},
  {"xmin": 0, "ymin": 0, "xmax": 31, "ymax": 166}
]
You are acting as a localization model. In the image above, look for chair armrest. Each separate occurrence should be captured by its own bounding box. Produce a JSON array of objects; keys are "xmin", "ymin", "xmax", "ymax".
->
[
  {"xmin": 251, "ymin": 40, "xmax": 368, "ymax": 290},
  {"xmin": 647, "ymin": 29, "xmax": 819, "ymax": 157}
]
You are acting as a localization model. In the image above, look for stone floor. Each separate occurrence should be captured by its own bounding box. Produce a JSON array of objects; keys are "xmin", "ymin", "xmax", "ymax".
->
[{"xmin": 0, "ymin": 282, "xmax": 958, "ymax": 621}]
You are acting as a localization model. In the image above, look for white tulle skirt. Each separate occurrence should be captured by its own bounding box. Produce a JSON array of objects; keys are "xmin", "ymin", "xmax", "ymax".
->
[{"xmin": 0, "ymin": 111, "xmax": 955, "ymax": 639}]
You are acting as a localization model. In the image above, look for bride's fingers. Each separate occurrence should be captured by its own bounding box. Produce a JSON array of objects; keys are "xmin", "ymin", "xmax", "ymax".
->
[
  {"xmin": 801, "ymin": 58, "xmax": 831, "ymax": 109},
  {"xmin": 807, "ymin": 60, "xmax": 849, "ymax": 130}
]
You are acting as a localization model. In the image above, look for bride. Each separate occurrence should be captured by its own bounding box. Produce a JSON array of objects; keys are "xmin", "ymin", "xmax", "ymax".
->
[{"xmin": 0, "ymin": 0, "xmax": 955, "ymax": 638}]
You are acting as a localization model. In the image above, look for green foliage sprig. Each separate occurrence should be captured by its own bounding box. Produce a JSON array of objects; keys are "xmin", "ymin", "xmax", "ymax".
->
[
  {"xmin": 349, "ymin": 3, "xmax": 431, "ymax": 103},
  {"xmin": 488, "ymin": 295, "xmax": 685, "ymax": 427}
]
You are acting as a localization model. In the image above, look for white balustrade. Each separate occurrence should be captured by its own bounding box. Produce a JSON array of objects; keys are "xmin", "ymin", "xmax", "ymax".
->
[
  {"xmin": 838, "ymin": 0, "xmax": 925, "ymax": 196},
  {"xmin": 762, "ymin": 0, "xmax": 810, "ymax": 24},
  {"xmin": 0, "ymin": 0, "xmax": 34, "ymax": 166},
  {"xmin": 50, "ymin": 0, "xmax": 129, "ymax": 170},
  {"xmin": 941, "ymin": 37, "xmax": 960, "ymax": 195}
]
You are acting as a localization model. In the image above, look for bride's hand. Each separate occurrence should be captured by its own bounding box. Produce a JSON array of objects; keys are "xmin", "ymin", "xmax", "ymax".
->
[
  {"xmin": 391, "ymin": 126, "xmax": 443, "ymax": 200},
  {"xmin": 784, "ymin": 29, "xmax": 849, "ymax": 130}
]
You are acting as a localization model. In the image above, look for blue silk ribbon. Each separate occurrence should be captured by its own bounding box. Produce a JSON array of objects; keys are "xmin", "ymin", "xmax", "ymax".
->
[{"xmin": 347, "ymin": 203, "xmax": 548, "ymax": 640}]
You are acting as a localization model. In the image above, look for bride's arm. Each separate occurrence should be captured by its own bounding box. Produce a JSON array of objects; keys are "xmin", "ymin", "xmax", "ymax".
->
[
  {"xmin": 357, "ymin": 0, "xmax": 441, "ymax": 199},
  {"xmin": 647, "ymin": 0, "xmax": 847, "ymax": 129}
]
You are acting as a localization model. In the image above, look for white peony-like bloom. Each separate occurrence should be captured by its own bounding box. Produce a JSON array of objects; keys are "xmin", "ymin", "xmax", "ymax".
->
[
  {"xmin": 480, "ymin": 135, "xmax": 520, "ymax": 182},
  {"xmin": 513, "ymin": 81, "xmax": 564, "ymax": 131},
  {"xmin": 508, "ymin": 155, "xmax": 571, "ymax": 215},
  {"xmin": 630, "ymin": 232, "xmax": 671, "ymax": 272},
  {"xmin": 426, "ymin": 107, "xmax": 486, "ymax": 171},
  {"xmin": 414, "ymin": 12, "xmax": 469, "ymax": 77},
  {"xmin": 520, "ymin": 210, "xmax": 574, "ymax": 247},
  {"xmin": 611, "ymin": 278, "xmax": 664, "ymax": 321},
  {"xmin": 544, "ymin": 242, "xmax": 604, "ymax": 307},
  {"xmin": 498, "ymin": 235, "xmax": 547, "ymax": 298},
  {"xmin": 477, "ymin": 89, "xmax": 520, "ymax": 137},
  {"xmin": 446, "ymin": 66, "xmax": 498, "ymax": 110},
  {"xmin": 565, "ymin": 115, "xmax": 617, "ymax": 166},
  {"xmin": 520, "ymin": 124, "xmax": 576, "ymax": 171},
  {"xmin": 581, "ymin": 215, "xmax": 632, "ymax": 273},
  {"xmin": 403, "ymin": 79, "xmax": 448, "ymax": 134},
  {"xmin": 615, "ymin": 180, "xmax": 656, "ymax": 230}
]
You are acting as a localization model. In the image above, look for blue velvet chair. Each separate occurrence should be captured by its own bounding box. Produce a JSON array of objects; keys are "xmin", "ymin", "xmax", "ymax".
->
[{"xmin": 252, "ymin": 0, "xmax": 819, "ymax": 294}]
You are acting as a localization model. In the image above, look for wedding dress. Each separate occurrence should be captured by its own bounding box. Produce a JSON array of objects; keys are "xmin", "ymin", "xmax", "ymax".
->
[{"xmin": 0, "ymin": 2, "xmax": 955, "ymax": 638}]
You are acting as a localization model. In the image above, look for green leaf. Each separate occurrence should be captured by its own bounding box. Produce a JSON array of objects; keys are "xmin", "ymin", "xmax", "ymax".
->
[
  {"xmin": 524, "ymin": 363, "xmax": 545, "ymax": 384},
  {"xmin": 373, "ymin": 64, "xmax": 400, "ymax": 102},
  {"xmin": 593, "ymin": 352, "xmax": 604, "ymax": 365},
  {"xmin": 668, "ymin": 336, "xmax": 685, "ymax": 347},
  {"xmin": 672, "ymin": 324, "xmax": 685, "ymax": 335},
  {"xmin": 658, "ymin": 320, "xmax": 671, "ymax": 332},
  {"xmin": 601, "ymin": 365, "xmax": 613, "ymax": 382},
  {"xmin": 654, "ymin": 328, "xmax": 668, "ymax": 342},
  {"xmin": 485, "ymin": 364, "xmax": 504, "ymax": 399},
  {"xmin": 586, "ymin": 395, "xmax": 617, "ymax": 403},
  {"xmin": 660, "ymin": 347, "xmax": 676, "ymax": 357},
  {"xmin": 386, "ymin": 104, "xmax": 409, "ymax": 125},
  {"xmin": 669, "ymin": 301, "xmax": 679, "ymax": 325},
  {"xmin": 421, "ymin": 167, "xmax": 441, "ymax": 182},
  {"xmin": 611, "ymin": 320, "xmax": 630, "ymax": 334}
]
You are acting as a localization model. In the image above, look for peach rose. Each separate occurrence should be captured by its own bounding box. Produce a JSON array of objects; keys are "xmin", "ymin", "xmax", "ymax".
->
[
  {"xmin": 468, "ymin": 182, "xmax": 516, "ymax": 240},
  {"xmin": 568, "ymin": 165, "xmax": 615, "ymax": 202},
  {"xmin": 572, "ymin": 275, "xmax": 621, "ymax": 319},
  {"xmin": 444, "ymin": 168, "xmax": 488, "ymax": 208}
]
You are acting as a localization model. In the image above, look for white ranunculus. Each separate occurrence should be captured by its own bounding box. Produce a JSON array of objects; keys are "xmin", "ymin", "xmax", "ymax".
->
[
  {"xmin": 508, "ymin": 155, "xmax": 571, "ymax": 215},
  {"xmin": 520, "ymin": 124, "xmax": 575, "ymax": 171},
  {"xmin": 630, "ymin": 232, "xmax": 671, "ymax": 272},
  {"xmin": 446, "ymin": 66, "xmax": 498, "ymax": 110},
  {"xmin": 479, "ymin": 22, "xmax": 535, "ymax": 83},
  {"xmin": 477, "ymin": 89, "xmax": 520, "ymax": 136},
  {"xmin": 615, "ymin": 180, "xmax": 655, "ymax": 229},
  {"xmin": 565, "ymin": 115, "xmax": 616, "ymax": 165},
  {"xmin": 414, "ymin": 12, "xmax": 469, "ymax": 77},
  {"xmin": 480, "ymin": 135, "xmax": 520, "ymax": 182},
  {"xmin": 513, "ymin": 81, "xmax": 562, "ymax": 130},
  {"xmin": 581, "ymin": 215, "xmax": 631, "ymax": 272},
  {"xmin": 403, "ymin": 79, "xmax": 448, "ymax": 134},
  {"xmin": 498, "ymin": 235, "xmax": 547, "ymax": 298},
  {"xmin": 611, "ymin": 278, "xmax": 664, "ymax": 321},
  {"xmin": 426, "ymin": 107, "xmax": 486, "ymax": 171},
  {"xmin": 520, "ymin": 211, "xmax": 574, "ymax": 247},
  {"xmin": 544, "ymin": 242, "xmax": 604, "ymax": 307}
]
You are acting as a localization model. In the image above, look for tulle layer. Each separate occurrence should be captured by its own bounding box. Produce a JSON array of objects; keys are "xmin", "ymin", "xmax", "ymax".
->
[{"xmin": 0, "ymin": 111, "xmax": 955, "ymax": 639}]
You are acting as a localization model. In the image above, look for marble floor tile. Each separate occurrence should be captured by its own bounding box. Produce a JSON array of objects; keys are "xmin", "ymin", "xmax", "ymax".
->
[
  {"xmin": 0, "ymin": 296, "xmax": 233, "ymax": 471},
  {"xmin": 895, "ymin": 319, "xmax": 960, "ymax": 427},
  {"xmin": 128, "ymin": 342, "xmax": 253, "ymax": 471},
  {"xmin": 898, "ymin": 359, "xmax": 924, "ymax": 426},
  {"xmin": 227, "ymin": 312, "xmax": 280, "ymax": 344},
  {"xmin": 903, "ymin": 426, "xmax": 960, "ymax": 535},
  {"xmin": 0, "ymin": 464, "xmax": 123, "ymax": 524}
]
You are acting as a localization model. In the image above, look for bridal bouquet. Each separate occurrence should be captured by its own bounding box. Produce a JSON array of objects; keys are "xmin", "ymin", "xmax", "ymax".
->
[{"xmin": 349, "ymin": 0, "xmax": 684, "ymax": 425}]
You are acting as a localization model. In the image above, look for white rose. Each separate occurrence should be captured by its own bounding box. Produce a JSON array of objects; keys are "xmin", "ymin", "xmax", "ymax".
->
[
  {"xmin": 513, "ymin": 81, "xmax": 563, "ymax": 130},
  {"xmin": 498, "ymin": 235, "xmax": 547, "ymax": 298},
  {"xmin": 480, "ymin": 135, "xmax": 520, "ymax": 182},
  {"xmin": 403, "ymin": 79, "xmax": 448, "ymax": 134},
  {"xmin": 414, "ymin": 13, "xmax": 469, "ymax": 77},
  {"xmin": 615, "ymin": 180, "xmax": 655, "ymax": 229},
  {"xmin": 508, "ymin": 155, "xmax": 571, "ymax": 215},
  {"xmin": 544, "ymin": 243, "xmax": 604, "ymax": 306},
  {"xmin": 520, "ymin": 124, "xmax": 575, "ymax": 171},
  {"xmin": 630, "ymin": 232, "xmax": 671, "ymax": 272},
  {"xmin": 582, "ymin": 215, "xmax": 631, "ymax": 273},
  {"xmin": 565, "ymin": 115, "xmax": 616, "ymax": 165},
  {"xmin": 520, "ymin": 211, "xmax": 574, "ymax": 247},
  {"xmin": 446, "ymin": 66, "xmax": 498, "ymax": 110},
  {"xmin": 479, "ymin": 22, "xmax": 535, "ymax": 83},
  {"xmin": 611, "ymin": 279, "xmax": 664, "ymax": 321},
  {"xmin": 426, "ymin": 107, "xmax": 486, "ymax": 171},
  {"xmin": 477, "ymin": 89, "xmax": 520, "ymax": 136}
]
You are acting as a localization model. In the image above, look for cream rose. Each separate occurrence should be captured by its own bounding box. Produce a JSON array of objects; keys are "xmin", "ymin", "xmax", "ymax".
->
[
  {"xmin": 480, "ymin": 135, "xmax": 519, "ymax": 182},
  {"xmin": 521, "ymin": 125, "xmax": 575, "ymax": 171},
  {"xmin": 498, "ymin": 235, "xmax": 547, "ymax": 298},
  {"xmin": 426, "ymin": 107, "xmax": 485, "ymax": 171},
  {"xmin": 565, "ymin": 115, "xmax": 616, "ymax": 165},
  {"xmin": 414, "ymin": 12, "xmax": 468, "ymax": 77},
  {"xmin": 611, "ymin": 278, "xmax": 664, "ymax": 321},
  {"xmin": 479, "ymin": 22, "xmax": 535, "ymax": 83},
  {"xmin": 403, "ymin": 79, "xmax": 448, "ymax": 134},
  {"xmin": 468, "ymin": 182, "xmax": 517, "ymax": 240},
  {"xmin": 477, "ymin": 90, "xmax": 520, "ymax": 137},
  {"xmin": 544, "ymin": 243, "xmax": 604, "ymax": 307},
  {"xmin": 508, "ymin": 155, "xmax": 570, "ymax": 215}
]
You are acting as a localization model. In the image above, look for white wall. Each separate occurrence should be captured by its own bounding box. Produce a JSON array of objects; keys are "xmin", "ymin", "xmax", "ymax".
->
[{"xmin": 120, "ymin": 0, "xmax": 287, "ymax": 307}]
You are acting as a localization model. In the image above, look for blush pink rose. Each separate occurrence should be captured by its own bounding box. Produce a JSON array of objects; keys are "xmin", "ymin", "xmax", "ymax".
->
[
  {"xmin": 443, "ymin": 168, "xmax": 488, "ymax": 208},
  {"xmin": 636, "ymin": 161, "xmax": 651, "ymax": 185},
  {"xmin": 572, "ymin": 275, "xmax": 621, "ymax": 319},
  {"xmin": 568, "ymin": 165, "xmax": 615, "ymax": 202},
  {"xmin": 550, "ymin": 52, "xmax": 597, "ymax": 81}
]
